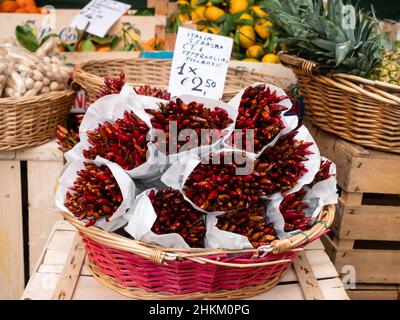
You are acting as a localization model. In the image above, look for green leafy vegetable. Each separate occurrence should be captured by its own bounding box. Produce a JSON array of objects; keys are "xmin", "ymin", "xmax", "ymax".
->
[
  {"xmin": 89, "ymin": 35, "xmax": 115, "ymax": 45},
  {"xmin": 15, "ymin": 25, "xmax": 39, "ymax": 52},
  {"xmin": 81, "ymin": 38, "xmax": 96, "ymax": 52}
]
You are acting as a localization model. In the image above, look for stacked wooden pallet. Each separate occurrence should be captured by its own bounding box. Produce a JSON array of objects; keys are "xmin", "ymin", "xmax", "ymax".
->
[
  {"xmin": 0, "ymin": 141, "xmax": 64, "ymax": 300},
  {"xmin": 307, "ymin": 122, "xmax": 400, "ymax": 300}
]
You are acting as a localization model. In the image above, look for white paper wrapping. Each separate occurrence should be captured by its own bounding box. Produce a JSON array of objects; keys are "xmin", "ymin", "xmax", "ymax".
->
[
  {"xmin": 267, "ymin": 125, "xmax": 321, "ymax": 200},
  {"xmin": 55, "ymin": 158, "xmax": 136, "ymax": 232},
  {"xmin": 302, "ymin": 158, "xmax": 338, "ymax": 221},
  {"xmin": 140, "ymin": 94, "xmax": 239, "ymax": 165},
  {"xmin": 204, "ymin": 213, "xmax": 253, "ymax": 249},
  {"xmin": 161, "ymin": 148, "xmax": 254, "ymax": 215},
  {"xmin": 161, "ymin": 125, "xmax": 320, "ymax": 215},
  {"xmin": 266, "ymin": 157, "xmax": 338, "ymax": 238},
  {"xmin": 223, "ymin": 83, "xmax": 298, "ymax": 158},
  {"xmin": 124, "ymin": 189, "xmax": 195, "ymax": 248},
  {"xmin": 65, "ymin": 84, "xmax": 166, "ymax": 180}
]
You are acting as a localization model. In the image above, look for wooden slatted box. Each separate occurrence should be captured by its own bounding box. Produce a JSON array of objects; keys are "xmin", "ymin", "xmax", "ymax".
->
[{"xmin": 306, "ymin": 122, "xmax": 400, "ymax": 299}]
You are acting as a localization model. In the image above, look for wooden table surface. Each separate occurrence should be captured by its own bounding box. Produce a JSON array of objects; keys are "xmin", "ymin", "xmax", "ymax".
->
[{"xmin": 22, "ymin": 221, "xmax": 349, "ymax": 300}]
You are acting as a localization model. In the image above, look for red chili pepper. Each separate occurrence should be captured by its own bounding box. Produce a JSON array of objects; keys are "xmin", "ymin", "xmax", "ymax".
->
[
  {"xmin": 65, "ymin": 162, "xmax": 123, "ymax": 227},
  {"xmin": 149, "ymin": 188, "xmax": 205, "ymax": 248}
]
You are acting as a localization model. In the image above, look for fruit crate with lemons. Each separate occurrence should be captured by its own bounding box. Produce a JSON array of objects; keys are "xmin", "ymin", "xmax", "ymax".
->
[{"xmin": 168, "ymin": 0, "xmax": 280, "ymax": 64}]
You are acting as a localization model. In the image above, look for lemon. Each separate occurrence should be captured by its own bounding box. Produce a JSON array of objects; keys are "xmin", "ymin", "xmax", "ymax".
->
[
  {"xmin": 230, "ymin": 0, "xmax": 248, "ymax": 14},
  {"xmin": 246, "ymin": 44, "xmax": 265, "ymax": 59},
  {"xmin": 191, "ymin": 5, "xmax": 206, "ymax": 23},
  {"xmin": 203, "ymin": 26, "xmax": 220, "ymax": 34},
  {"xmin": 191, "ymin": 11, "xmax": 201, "ymax": 23},
  {"xmin": 242, "ymin": 58, "xmax": 259, "ymax": 62},
  {"xmin": 205, "ymin": 6, "xmax": 225, "ymax": 21},
  {"xmin": 252, "ymin": 6, "xmax": 268, "ymax": 17},
  {"xmin": 206, "ymin": 1, "xmax": 213, "ymax": 7},
  {"xmin": 177, "ymin": 0, "xmax": 190, "ymax": 5},
  {"xmin": 178, "ymin": 13, "xmax": 191, "ymax": 23},
  {"xmin": 261, "ymin": 53, "xmax": 280, "ymax": 64},
  {"xmin": 239, "ymin": 12, "xmax": 253, "ymax": 23},
  {"xmin": 195, "ymin": 5, "xmax": 207, "ymax": 16},
  {"xmin": 255, "ymin": 20, "xmax": 272, "ymax": 39},
  {"xmin": 238, "ymin": 25, "xmax": 255, "ymax": 49}
]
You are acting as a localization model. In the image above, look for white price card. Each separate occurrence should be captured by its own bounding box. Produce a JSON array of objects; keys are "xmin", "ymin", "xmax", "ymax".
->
[
  {"xmin": 168, "ymin": 27, "xmax": 233, "ymax": 99},
  {"xmin": 70, "ymin": 0, "xmax": 131, "ymax": 38}
]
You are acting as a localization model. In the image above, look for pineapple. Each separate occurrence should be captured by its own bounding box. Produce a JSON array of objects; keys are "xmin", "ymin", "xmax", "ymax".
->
[
  {"xmin": 262, "ymin": 0, "xmax": 384, "ymax": 78},
  {"xmin": 371, "ymin": 49, "xmax": 400, "ymax": 86}
]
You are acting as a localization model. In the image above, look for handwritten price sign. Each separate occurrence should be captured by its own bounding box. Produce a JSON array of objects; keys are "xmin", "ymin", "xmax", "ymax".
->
[
  {"xmin": 70, "ymin": 0, "xmax": 131, "ymax": 38},
  {"xmin": 168, "ymin": 27, "xmax": 233, "ymax": 99}
]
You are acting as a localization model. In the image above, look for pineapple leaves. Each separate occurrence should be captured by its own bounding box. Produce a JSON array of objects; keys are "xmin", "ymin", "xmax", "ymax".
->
[
  {"xmin": 335, "ymin": 41, "xmax": 351, "ymax": 66},
  {"xmin": 261, "ymin": 0, "xmax": 384, "ymax": 76}
]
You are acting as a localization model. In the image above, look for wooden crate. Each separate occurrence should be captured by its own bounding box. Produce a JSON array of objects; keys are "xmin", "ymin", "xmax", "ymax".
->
[
  {"xmin": 306, "ymin": 122, "xmax": 400, "ymax": 295},
  {"xmin": 322, "ymin": 232, "xmax": 400, "ymax": 284},
  {"xmin": 347, "ymin": 283, "xmax": 400, "ymax": 300},
  {"xmin": 0, "ymin": 141, "xmax": 64, "ymax": 300},
  {"xmin": 22, "ymin": 221, "xmax": 349, "ymax": 300},
  {"xmin": 306, "ymin": 122, "xmax": 400, "ymax": 195}
]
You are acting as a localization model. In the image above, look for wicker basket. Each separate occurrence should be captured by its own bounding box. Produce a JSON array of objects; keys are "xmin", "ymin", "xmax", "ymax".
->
[
  {"xmin": 0, "ymin": 90, "xmax": 75, "ymax": 150},
  {"xmin": 279, "ymin": 54, "xmax": 400, "ymax": 154},
  {"xmin": 72, "ymin": 58, "xmax": 289, "ymax": 103},
  {"xmin": 61, "ymin": 204, "xmax": 334, "ymax": 300}
]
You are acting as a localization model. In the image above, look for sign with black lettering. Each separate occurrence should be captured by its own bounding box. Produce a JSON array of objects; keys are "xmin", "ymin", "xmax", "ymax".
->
[
  {"xmin": 70, "ymin": 0, "xmax": 131, "ymax": 37},
  {"xmin": 168, "ymin": 27, "xmax": 233, "ymax": 99}
]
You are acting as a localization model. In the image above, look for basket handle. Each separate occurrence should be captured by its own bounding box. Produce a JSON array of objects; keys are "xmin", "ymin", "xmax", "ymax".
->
[
  {"xmin": 61, "ymin": 205, "xmax": 335, "ymax": 268},
  {"xmin": 279, "ymin": 54, "xmax": 319, "ymax": 77}
]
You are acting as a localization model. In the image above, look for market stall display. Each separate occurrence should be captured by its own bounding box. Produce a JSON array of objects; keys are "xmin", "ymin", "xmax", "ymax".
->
[
  {"xmin": 53, "ymin": 72, "xmax": 338, "ymax": 299},
  {"xmin": 264, "ymin": 0, "xmax": 400, "ymax": 153},
  {"xmin": 1, "ymin": 0, "xmax": 398, "ymax": 302}
]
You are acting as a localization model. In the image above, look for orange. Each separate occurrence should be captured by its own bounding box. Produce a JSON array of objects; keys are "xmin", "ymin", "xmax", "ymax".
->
[
  {"xmin": 0, "ymin": 1, "xmax": 20, "ymax": 12},
  {"xmin": 97, "ymin": 46, "xmax": 112, "ymax": 52},
  {"xmin": 238, "ymin": 25, "xmax": 255, "ymax": 48},
  {"xmin": 229, "ymin": 0, "xmax": 248, "ymax": 14},
  {"xmin": 146, "ymin": 37, "xmax": 165, "ymax": 50},
  {"xmin": 246, "ymin": 44, "xmax": 265, "ymax": 59},
  {"xmin": 15, "ymin": 7, "xmax": 28, "ymax": 12},
  {"xmin": 15, "ymin": 7, "xmax": 27, "ymax": 12},
  {"xmin": 25, "ymin": 5, "xmax": 39, "ymax": 13},
  {"xmin": 141, "ymin": 42, "xmax": 154, "ymax": 51},
  {"xmin": 205, "ymin": 6, "xmax": 225, "ymax": 22},
  {"xmin": 16, "ymin": 0, "xmax": 36, "ymax": 7},
  {"xmin": 261, "ymin": 53, "xmax": 280, "ymax": 64}
]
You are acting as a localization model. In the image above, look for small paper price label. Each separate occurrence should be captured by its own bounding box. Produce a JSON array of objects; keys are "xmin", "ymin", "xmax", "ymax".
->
[
  {"xmin": 168, "ymin": 27, "xmax": 233, "ymax": 99},
  {"xmin": 70, "ymin": 0, "xmax": 131, "ymax": 38}
]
